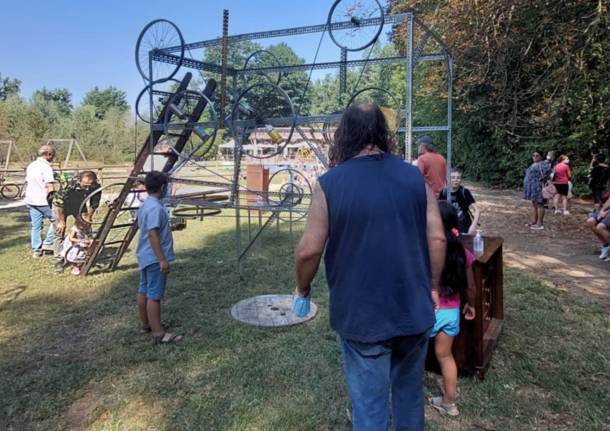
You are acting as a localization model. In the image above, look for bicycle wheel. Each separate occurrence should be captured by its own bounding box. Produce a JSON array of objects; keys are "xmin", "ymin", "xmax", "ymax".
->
[
  {"xmin": 265, "ymin": 168, "xmax": 312, "ymax": 222},
  {"xmin": 135, "ymin": 19, "xmax": 184, "ymax": 82},
  {"xmin": 327, "ymin": 0, "xmax": 384, "ymax": 52},
  {"xmin": 0, "ymin": 183, "xmax": 21, "ymax": 199},
  {"xmin": 135, "ymin": 79, "xmax": 180, "ymax": 124},
  {"xmin": 241, "ymin": 49, "xmax": 283, "ymax": 87},
  {"xmin": 230, "ymin": 82, "xmax": 296, "ymax": 160}
]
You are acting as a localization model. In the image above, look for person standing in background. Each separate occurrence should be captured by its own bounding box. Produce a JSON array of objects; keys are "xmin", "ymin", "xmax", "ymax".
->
[
  {"xmin": 439, "ymin": 168, "xmax": 481, "ymax": 235},
  {"xmin": 588, "ymin": 153, "xmax": 609, "ymax": 211},
  {"xmin": 24, "ymin": 145, "xmax": 57, "ymax": 258},
  {"xmin": 552, "ymin": 155, "xmax": 571, "ymax": 215},
  {"xmin": 416, "ymin": 136, "xmax": 447, "ymax": 198},
  {"xmin": 523, "ymin": 151, "xmax": 551, "ymax": 230}
]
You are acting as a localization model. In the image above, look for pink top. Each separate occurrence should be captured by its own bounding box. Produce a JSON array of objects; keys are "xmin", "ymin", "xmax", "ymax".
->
[
  {"xmin": 439, "ymin": 248, "xmax": 475, "ymax": 308},
  {"xmin": 553, "ymin": 163, "xmax": 571, "ymax": 185}
]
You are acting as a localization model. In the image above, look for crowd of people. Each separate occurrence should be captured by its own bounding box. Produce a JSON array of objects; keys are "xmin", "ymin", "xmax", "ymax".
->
[{"xmin": 523, "ymin": 148, "xmax": 610, "ymax": 261}]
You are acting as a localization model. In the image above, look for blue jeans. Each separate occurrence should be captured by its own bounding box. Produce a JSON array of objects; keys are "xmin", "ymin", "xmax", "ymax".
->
[
  {"xmin": 341, "ymin": 332, "xmax": 429, "ymax": 431},
  {"xmin": 28, "ymin": 205, "xmax": 55, "ymax": 252}
]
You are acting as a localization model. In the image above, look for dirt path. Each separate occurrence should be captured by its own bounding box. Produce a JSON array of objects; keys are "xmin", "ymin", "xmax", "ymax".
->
[{"xmin": 471, "ymin": 184, "xmax": 610, "ymax": 312}]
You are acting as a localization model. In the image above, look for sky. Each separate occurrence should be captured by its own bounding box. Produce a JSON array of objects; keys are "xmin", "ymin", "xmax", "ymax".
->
[{"xmin": 0, "ymin": 0, "xmax": 390, "ymax": 110}]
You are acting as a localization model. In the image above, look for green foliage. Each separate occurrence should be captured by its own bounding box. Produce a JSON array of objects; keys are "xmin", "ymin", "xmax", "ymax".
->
[
  {"xmin": 0, "ymin": 73, "xmax": 21, "ymax": 101},
  {"xmin": 82, "ymin": 86, "xmax": 129, "ymax": 119},
  {"xmin": 391, "ymin": 0, "xmax": 610, "ymax": 191},
  {"xmin": 31, "ymin": 88, "xmax": 72, "ymax": 116},
  {"xmin": 0, "ymin": 89, "xmax": 133, "ymax": 163}
]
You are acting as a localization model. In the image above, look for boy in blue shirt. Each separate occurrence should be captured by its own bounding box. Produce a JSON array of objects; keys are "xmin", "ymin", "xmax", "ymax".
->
[{"xmin": 136, "ymin": 171, "xmax": 182, "ymax": 344}]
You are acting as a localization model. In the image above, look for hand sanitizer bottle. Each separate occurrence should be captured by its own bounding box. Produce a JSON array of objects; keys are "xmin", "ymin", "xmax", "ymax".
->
[{"xmin": 473, "ymin": 230, "xmax": 484, "ymax": 257}]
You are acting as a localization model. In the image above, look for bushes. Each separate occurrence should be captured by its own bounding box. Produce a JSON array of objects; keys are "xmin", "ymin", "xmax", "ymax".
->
[{"xmin": 391, "ymin": 0, "xmax": 610, "ymax": 194}]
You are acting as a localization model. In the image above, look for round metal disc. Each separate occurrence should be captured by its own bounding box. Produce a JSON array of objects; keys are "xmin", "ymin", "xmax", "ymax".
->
[{"xmin": 230, "ymin": 294, "xmax": 317, "ymax": 327}]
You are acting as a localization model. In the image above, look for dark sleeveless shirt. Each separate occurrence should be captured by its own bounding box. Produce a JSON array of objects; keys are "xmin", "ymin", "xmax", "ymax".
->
[{"xmin": 318, "ymin": 154, "xmax": 435, "ymax": 342}]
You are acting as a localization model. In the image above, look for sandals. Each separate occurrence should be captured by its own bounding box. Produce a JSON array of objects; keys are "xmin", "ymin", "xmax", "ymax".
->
[
  {"xmin": 430, "ymin": 396, "xmax": 459, "ymax": 416},
  {"xmin": 140, "ymin": 322, "xmax": 170, "ymax": 334},
  {"xmin": 152, "ymin": 332, "xmax": 183, "ymax": 345}
]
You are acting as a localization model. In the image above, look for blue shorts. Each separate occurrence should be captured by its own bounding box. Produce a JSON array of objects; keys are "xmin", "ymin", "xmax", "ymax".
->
[
  {"xmin": 429, "ymin": 308, "xmax": 461, "ymax": 337},
  {"xmin": 591, "ymin": 211, "xmax": 610, "ymax": 229},
  {"xmin": 138, "ymin": 263, "xmax": 167, "ymax": 301}
]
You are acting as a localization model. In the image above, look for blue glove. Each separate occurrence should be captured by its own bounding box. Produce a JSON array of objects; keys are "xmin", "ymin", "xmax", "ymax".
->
[{"xmin": 292, "ymin": 291, "xmax": 311, "ymax": 317}]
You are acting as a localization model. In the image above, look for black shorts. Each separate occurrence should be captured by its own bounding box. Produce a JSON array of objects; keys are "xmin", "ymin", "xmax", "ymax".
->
[{"xmin": 554, "ymin": 184, "xmax": 569, "ymax": 196}]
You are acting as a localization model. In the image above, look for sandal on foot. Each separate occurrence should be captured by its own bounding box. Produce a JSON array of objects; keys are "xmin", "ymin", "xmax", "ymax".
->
[
  {"xmin": 152, "ymin": 332, "xmax": 183, "ymax": 345},
  {"xmin": 140, "ymin": 322, "xmax": 170, "ymax": 334},
  {"xmin": 430, "ymin": 396, "xmax": 459, "ymax": 416}
]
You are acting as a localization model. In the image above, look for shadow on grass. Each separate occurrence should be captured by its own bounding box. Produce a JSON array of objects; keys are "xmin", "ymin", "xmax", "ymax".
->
[
  {"xmin": 0, "ymin": 214, "xmax": 608, "ymax": 430},
  {"xmin": 0, "ymin": 219, "xmax": 349, "ymax": 430}
]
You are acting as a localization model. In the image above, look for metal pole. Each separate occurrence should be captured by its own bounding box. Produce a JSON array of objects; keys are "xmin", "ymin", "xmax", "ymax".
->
[
  {"xmin": 64, "ymin": 139, "xmax": 73, "ymax": 169},
  {"xmin": 148, "ymin": 53, "xmax": 155, "ymax": 171},
  {"xmin": 220, "ymin": 9, "xmax": 229, "ymax": 129},
  {"xmin": 5, "ymin": 141, "xmax": 12, "ymax": 170},
  {"xmin": 405, "ymin": 13, "xmax": 414, "ymax": 162},
  {"xmin": 234, "ymin": 148, "xmax": 242, "ymax": 273},
  {"xmin": 339, "ymin": 47, "xmax": 347, "ymax": 96},
  {"xmin": 446, "ymin": 55, "xmax": 454, "ymax": 202}
]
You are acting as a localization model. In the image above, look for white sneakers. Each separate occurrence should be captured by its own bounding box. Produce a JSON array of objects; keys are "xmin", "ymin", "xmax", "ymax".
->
[{"xmin": 600, "ymin": 245, "xmax": 610, "ymax": 261}]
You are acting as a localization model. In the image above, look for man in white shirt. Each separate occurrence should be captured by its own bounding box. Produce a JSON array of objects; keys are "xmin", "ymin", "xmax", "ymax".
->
[{"xmin": 24, "ymin": 145, "xmax": 57, "ymax": 257}]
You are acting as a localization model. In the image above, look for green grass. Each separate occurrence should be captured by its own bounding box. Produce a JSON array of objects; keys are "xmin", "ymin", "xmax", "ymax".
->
[{"xmin": 0, "ymin": 208, "xmax": 608, "ymax": 430}]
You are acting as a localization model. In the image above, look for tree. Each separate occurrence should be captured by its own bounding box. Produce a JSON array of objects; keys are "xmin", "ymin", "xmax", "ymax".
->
[
  {"xmin": 0, "ymin": 74, "xmax": 21, "ymax": 101},
  {"xmin": 32, "ymin": 88, "xmax": 72, "ymax": 115},
  {"xmin": 203, "ymin": 41, "xmax": 312, "ymax": 116},
  {"xmin": 82, "ymin": 86, "xmax": 129, "ymax": 119},
  {"xmin": 391, "ymin": 0, "xmax": 610, "ymax": 189}
]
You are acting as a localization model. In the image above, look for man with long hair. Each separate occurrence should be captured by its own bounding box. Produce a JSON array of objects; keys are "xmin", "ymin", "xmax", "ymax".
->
[{"xmin": 293, "ymin": 103, "xmax": 446, "ymax": 429}]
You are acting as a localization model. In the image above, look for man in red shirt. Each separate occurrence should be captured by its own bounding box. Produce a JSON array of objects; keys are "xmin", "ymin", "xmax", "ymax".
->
[{"xmin": 416, "ymin": 136, "xmax": 447, "ymax": 197}]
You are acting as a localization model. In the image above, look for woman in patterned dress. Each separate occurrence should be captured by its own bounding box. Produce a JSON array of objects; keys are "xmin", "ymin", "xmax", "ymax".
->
[{"xmin": 523, "ymin": 151, "xmax": 551, "ymax": 230}]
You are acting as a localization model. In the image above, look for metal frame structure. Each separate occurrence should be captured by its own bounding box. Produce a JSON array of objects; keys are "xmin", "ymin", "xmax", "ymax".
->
[
  {"xmin": 152, "ymin": 10, "xmax": 453, "ymax": 161},
  {"xmin": 83, "ymin": 3, "xmax": 454, "ymax": 275},
  {"xmin": 45, "ymin": 138, "xmax": 89, "ymax": 169},
  {"xmin": 0, "ymin": 140, "xmax": 24, "ymax": 170}
]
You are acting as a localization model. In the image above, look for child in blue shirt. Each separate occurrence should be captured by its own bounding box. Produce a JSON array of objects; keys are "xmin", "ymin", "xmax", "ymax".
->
[{"xmin": 136, "ymin": 171, "xmax": 181, "ymax": 344}]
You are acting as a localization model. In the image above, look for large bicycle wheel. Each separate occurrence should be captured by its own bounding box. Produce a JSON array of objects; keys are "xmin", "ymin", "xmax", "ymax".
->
[
  {"xmin": 135, "ymin": 79, "xmax": 180, "ymax": 124},
  {"xmin": 0, "ymin": 183, "xmax": 21, "ymax": 199},
  {"xmin": 230, "ymin": 82, "xmax": 296, "ymax": 160},
  {"xmin": 241, "ymin": 49, "xmax": 283, "ymax": 87},
  {"xmin": 327, "ymin": 0, "xmax": 384, "ymax": 52},
  {"xmin": 135, "ymin": 19, "xmax": 184, "ymax": 82},
  {"xmin": 162, "ymin": 89, "xmax": 219, "ymax": 162},
  {"xmin": 265, "ymin": 168, "xmax": 312, "ymax": 222}
]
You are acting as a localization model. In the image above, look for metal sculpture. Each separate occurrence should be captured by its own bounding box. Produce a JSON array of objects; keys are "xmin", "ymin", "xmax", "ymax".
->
[{"xmin": 80, "ymin": 3, "xmax": 454, "ymax": 275}]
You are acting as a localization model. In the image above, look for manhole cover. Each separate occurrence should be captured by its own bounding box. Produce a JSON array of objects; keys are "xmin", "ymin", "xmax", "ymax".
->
[{"xmin": 230, "ymin": 294, "xmax": 317, "ymax": 327}]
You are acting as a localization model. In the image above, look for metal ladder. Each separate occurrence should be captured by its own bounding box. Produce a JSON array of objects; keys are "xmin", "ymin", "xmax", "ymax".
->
[{"xmin": 81, "ymin": 74, "xmax": 217, "ymax": 275}]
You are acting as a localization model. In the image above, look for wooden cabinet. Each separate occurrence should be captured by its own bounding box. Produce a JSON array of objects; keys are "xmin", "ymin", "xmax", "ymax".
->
[
  {"xmin": 246, "ymin": 164, "xmax": 269, "ymax": 205},
  {"xmin": 426, "ymin": 236, "xmax": 504, "ymax": 379}
]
